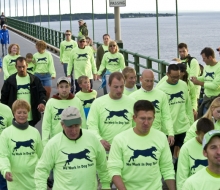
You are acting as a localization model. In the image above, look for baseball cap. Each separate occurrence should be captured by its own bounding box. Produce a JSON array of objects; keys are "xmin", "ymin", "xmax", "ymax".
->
[
  {"xmin": 78, "ymin": 19, "xmax": 84, "ymax": 23},
  {"xmin": 3, "ymin": 24, "xmax": 6, "ymax": 27},
  {"xmin": 202, "ymin": 129, "xmax": 220, "ymax": 149},
  {"xmin": 78, "ymin": 35, "xmax": 86, "ymax": 41},
  {"xmin": 57, "ymin": 76, "xmax": 70, "ymax": 85},
  {"xmin": 61, "ymin": 107, "xmax": 82, "ymax": 127}
]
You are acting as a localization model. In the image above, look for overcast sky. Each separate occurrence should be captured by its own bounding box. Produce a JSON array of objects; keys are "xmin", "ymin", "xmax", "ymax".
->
[{"xmin": 2, "ymin": 0, "xmax": 220, "ymax": 16}]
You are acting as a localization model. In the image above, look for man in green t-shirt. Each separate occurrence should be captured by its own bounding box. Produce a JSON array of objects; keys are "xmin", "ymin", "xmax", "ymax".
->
[
  {"xmin": 1, "ymin": 57, "xmax": 46, "ymax": 126},
  {"xmin": 87, "ymin": 72, "xmax": 135, "ymax": 151},
  {"xmin": 108, "ymin": 100, "xmax": 176, "ymax": 190},
  {"xmin": 60, "ymin": 30, "xmax": 77, "ymax": 93},
  {"xmin": 178, "ymin": 43, "xmax": 201, "ymax": 99},
  {"xmin": 67, "ymin": 35, "xmax": 97, "ymax": 93},
  {"xmin": 35, "ymin": 106, "xmax": 110, "ymax": 190},
  {"xmin": 191, "ymin": 47, "xmax": 220, "ymax": 117},
  {"xmin": 182, "ymin": 129, "xmax": 220, "ymax": 190},
  {"xmin": 176, "ymin": 118, "xmax": 214, "ymax": 190},
  {"xmin": 42, "ymin": 76, "xmax": 86, "ymax": 147},
  {"xmin": 130, "ymin": 69, "xmax": 174, "ymax": 146},
  {"xmin": 156, "ymin": 64, "xmax": 194, "ymax": 156}
]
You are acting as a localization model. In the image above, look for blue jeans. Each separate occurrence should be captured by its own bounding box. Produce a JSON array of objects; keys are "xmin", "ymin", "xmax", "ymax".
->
[
  {"xmin": 1, "ymin": 44, "xmax": 7, "ymax": 57},
  {"xmin": 34, "ymin": 73, "xmax": 52, "ymax": 87},
  {"xmin": 0, "ymin": 173, "xmax": 7, "ymax": 190},
  {"xmin": 63, "ymin": 63, "xmax": 74, "ymax": 93}
]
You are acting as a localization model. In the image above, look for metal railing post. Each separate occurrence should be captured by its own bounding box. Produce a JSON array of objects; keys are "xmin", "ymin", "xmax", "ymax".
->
[
  {"xmin": 134, "ymin": 54, "xmax": 140, "ymax": 83},
  {"xmin": 92, "ymin": 0, "xmax": 95, "ymax": 40},
  {"xmin": 69, "ymin": 0, "xmax": 72, "ymax": 31},
  {"xmin": 176, "ymin": 0, "xmax": 179, "ymax": 58},
  {"xmin": 105, "ymin": 0, "xmax": 108, "ymax": 33}
]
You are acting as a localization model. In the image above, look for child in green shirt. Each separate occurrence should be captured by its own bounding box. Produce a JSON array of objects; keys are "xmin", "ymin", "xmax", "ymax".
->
[
  {"xmin": 75, "ymin": 75, "xmax": 97, "ymax": 118},
  {"xmin": 26, "ymin": 53, "xmax": 35, "ymax": 74},
  {"xmin": 176, "ymin": 118, "xmax": 214, "ymax": 190}
]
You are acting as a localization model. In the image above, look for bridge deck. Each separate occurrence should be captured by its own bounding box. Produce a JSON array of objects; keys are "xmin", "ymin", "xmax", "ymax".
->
[{"xmin": 0, "ymin": 29, "xmax": 104, "ymax": 135}]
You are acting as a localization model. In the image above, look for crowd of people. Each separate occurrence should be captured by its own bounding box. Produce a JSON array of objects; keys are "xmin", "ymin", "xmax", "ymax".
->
[{"xmin": 0, "ymin": 20, "xmax": 220, "ymax": 190}]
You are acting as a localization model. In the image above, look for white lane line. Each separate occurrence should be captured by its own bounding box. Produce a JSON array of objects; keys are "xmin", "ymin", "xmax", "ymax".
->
[{"xmin": 10, "ymin": 30, "xmax": 60, "ymax": 59}]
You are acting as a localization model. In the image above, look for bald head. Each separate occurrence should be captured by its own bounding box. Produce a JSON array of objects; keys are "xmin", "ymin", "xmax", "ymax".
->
[
  {"xmin": 140, "ymin": 69, "xmax": 154, "ymax": 91},
  {"xmin": 141, "ymin": 69, "xmax": 154, "ymax": 78}
]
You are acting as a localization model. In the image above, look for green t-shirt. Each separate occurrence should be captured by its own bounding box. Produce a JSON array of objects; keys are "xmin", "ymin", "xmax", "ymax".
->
[
  {"xmin": 0, "ymin": 125, "xmax": 43, "ymax": 190},
  {"xmin": 97, "ymin": 52, "xmax": 125, "ymax": 75},
  {"xmin": 87, "ymin": 94, "xmax": 135, "ymax": 144},
  {"xmin": 33, "ymin": 51, "xmax": 56, "ymax": 77},
  {"xmin": 157, "ymin": 76, "xmax": 197, "ymax": 111},
  {"xmin": 0, "ymin": 103, "xmax": 13, "ymax": 134},
  {"xmin": 129, "ymin": 88, "xmax": 174, "ymax": 136},
  {"xmin": 27, "ymin": 62, "xmax": 35, "ymax": 74},
  {"xmin": 176, "ymin": 138, "xmax": 208, "ymax": 190},
  {"xmin": 181, "ymin": 58, "xmax": 201, "ymax": 99},
  {"xmin": 16, "ymin": 74, "xmax": 33, "ymax": 121},
  {"xmin": 60, "ymin": 40, "xmax": 77, "ymax": 63},
  {"xmin": 102, "ymin": 45, "xmax": 108, "ymax": 53},
  {"xmin": 156, "ymin": 80, "xmax": 194, "ymax": 135},
  {"xmin": 108, "ymin": 128, "xmax": 175, "ymax": 190},
  {"xmin": 3, "ymin": 54, "xmax": 21, "ymax": 80},
  {"xmin": 75, "ymin": 90, "xmax": 97, "ymax": 108},
  {"xmin": 67, "ymin": 46, "xmax": 97, "ymax": 79},
  {"xmin": 35, "ymin": 129, "xmax": 110, "ymax": 190},
  {"xmin": 198, "ymin": 62, "xmax": 220, "ymax": 98},
  {"xmin": 182, "ymin": 167, "xmax": 220, "ymax": 190},
  {"xmin": 184, "ymin": 119, "xmax": 220, "ymax": 143},
  {"xmin": 123, "ymin": 86, "xmax": 137, "ymax": 96},
  {"xmin": 42, "ymin": 96, "xmax": 86, "ymax": 147}
]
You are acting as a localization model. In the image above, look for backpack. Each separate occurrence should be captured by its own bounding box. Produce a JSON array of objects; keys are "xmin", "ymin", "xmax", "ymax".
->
[{"xmin": 182, "ymin": 55, "xmax": 202, "ymax": 76}]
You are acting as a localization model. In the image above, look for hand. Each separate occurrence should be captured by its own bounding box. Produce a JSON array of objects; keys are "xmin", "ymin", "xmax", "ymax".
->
[
  {"xmin": 167, "ymin": 136, "xmax": 175, "ymax": 146},
  {"xmin": 93, "ymin": 74, "xmax": 97, "ymax": 81},
  {"xmin": 51, "ymin": 77, "xmax": 55, "ymax": 79},
  {"xmin": 0, "ymin": 68, "xmax": 2, "ymax": 72},
  {"xmin": 5, "ymin": 172, "xmax": 13, "ymax": 181},
  {"xmin": 97, "ymin": 75, "xmax": 101, "ymax": 80},
  {"xmin": 100, "ymin": 140, "xmax": 111, "ymax": 151},
  {"xmin": 37, "ymin": 103, "xmax": 45, "ymax": 113},
  {"xmin": 193, "ymin": 109, "xmax": 198, "ymax": 121}
]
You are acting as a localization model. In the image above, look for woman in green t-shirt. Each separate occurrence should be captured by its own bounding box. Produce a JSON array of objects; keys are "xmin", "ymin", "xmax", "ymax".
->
[
  {"xmin": 97, "ymin": 40, "xmax": 125, "ymax": 93},
  {"xmin": 2, "ymin": 43, "xmax": 21, "ymax": 80},
  {"xmin": 33, "ymin": 40, "xmax": 56, "ymax": 100},
  {"xmin": 0, "ymin": 99, "xmax": 43, "ymax": 190}
]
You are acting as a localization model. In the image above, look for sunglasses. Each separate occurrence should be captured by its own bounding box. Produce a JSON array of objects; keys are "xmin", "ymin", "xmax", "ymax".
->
[
  {"xmin": 65, "ymin": 34, "xmax": 71, "ymax": 36},
  {"xmin": 110, "ymin": 45, "xmax": 116, "ymax": 47},
  {"xmin": 80, "ymin": 40, "xmax": 85, "ymax": 43}
]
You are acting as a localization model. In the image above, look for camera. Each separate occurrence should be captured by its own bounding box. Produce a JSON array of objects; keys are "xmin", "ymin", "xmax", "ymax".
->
[{"xmin": 217, "ymin": 48, "xmax": 220, "ymax": 51}]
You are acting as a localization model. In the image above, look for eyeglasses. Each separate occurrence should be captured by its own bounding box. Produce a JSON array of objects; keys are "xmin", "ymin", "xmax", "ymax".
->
[
  {"xmin": 80, "ymin": 41, "xmax": 85, "ymax": 43},
  {"xmin": 65, "ymin": 34, "xmax": 71, "ymax": 36},
  {"xmin": 109, "ymin": 45, "xmax": 116, "ymax": 47}
]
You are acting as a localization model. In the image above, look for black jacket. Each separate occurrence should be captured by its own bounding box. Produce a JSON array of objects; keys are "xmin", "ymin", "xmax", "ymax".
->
[{"xmin": 1, "ymin": 72, "xmax": 47, "ymax": 126}]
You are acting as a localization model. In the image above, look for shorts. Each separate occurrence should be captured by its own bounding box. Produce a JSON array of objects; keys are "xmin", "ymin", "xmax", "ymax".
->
[
  {"xmin": 35, "ymin": 73, "xmax": 52, "ymax": 87},
  {"xmin": 170, "ymin": 132, "xmax": 186, "ymax": 154}
]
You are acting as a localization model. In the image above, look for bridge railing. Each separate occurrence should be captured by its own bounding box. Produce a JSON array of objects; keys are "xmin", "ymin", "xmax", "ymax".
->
[{"xmin": 7, "ymin": 17, "xmax": 169, "ymax": 83}]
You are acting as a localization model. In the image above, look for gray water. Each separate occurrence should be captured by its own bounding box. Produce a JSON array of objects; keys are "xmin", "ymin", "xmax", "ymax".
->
[{"xmin": 37, "ymin": 12, "xmax": 220, "ymax": 64}]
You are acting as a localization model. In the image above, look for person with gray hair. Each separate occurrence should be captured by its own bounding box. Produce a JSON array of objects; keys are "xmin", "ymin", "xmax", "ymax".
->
[{"xmin": 35, "ymin": 106, "xmax": 110, "ymax": 190}]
